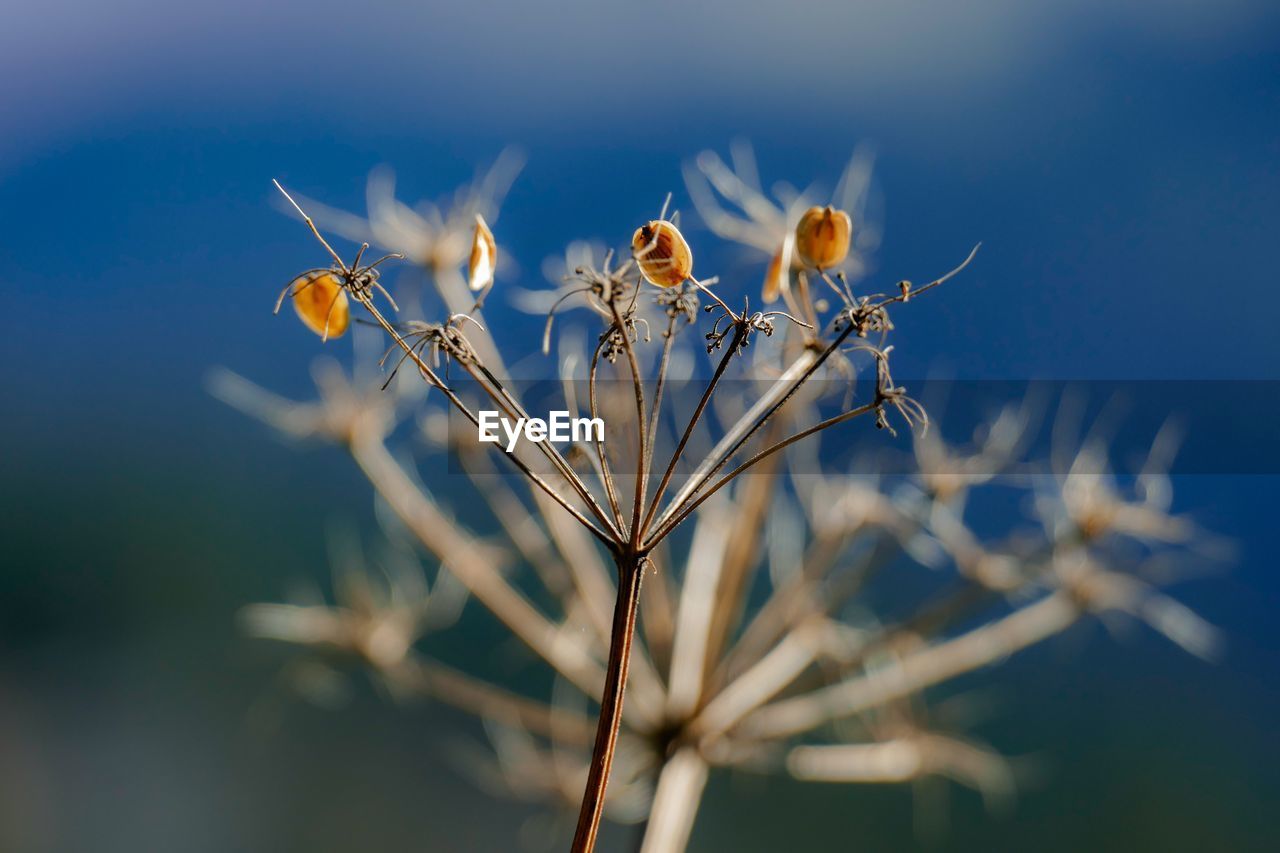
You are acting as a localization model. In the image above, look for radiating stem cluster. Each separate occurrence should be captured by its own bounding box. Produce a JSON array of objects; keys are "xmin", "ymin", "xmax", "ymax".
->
[{"xmin": 220, "ymin": 150, "xmax": 1219, "ymax": 853}]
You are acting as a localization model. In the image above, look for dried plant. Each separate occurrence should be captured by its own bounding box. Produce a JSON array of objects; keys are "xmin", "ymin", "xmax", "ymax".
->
[{"xmin": 213, "ymin": 147, "xmax": 1219, "ymax": 852}]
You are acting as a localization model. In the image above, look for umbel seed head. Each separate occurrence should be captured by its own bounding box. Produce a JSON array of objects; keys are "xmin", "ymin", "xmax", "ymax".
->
[
  {"xmin": 633, "ymin": 220, "xmax": 693, "ymax": 287},
  {"xmin": 795, "ymin": 205, "xmax": 853, "ymax": 270},
  {"xmin": 292, "ymin": 272, "xmax": 350, "ymax": 339}
]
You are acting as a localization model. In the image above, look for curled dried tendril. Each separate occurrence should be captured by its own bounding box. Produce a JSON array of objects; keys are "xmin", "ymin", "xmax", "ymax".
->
[
  {"xmin": 703, "ymin": 297, "xmax": 813, "ymax": 354},
  {"xmin": 655, "ymin": 280, "xmax": 701, "ymax": 328},
  {"xmin": 847, "ymin": 344, "xmax": 927, "ymax": 437},
  {"xmin": 600, "ymin": 314, "xmax": 651, "ymax": 363},
  {"xmin": 377, "ymin": 313, "xmax": 484, "ymax": 388},
  {"xmin": 542, "ymin": 250, "xmax": 638, "ymax": 355}
]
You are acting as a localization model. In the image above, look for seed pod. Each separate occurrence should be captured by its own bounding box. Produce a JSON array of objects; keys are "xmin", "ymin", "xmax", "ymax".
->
[
  {"xmin": 632, "ymin": 220, "xmax": 693, "ymax": 288},
  {"xmin": 762, "ymin": 246, "xmax": 784, "ymax": 304},
  {"xmin": 291, "ymin": 271, "xmax": 350, "ymax": 339},
  {"xmin": 794, "ymin": 205, "xmax": 852, "ymax": 270},
  {"xmin": 468, "ymin": 214, "xmax": 496, "ymax": 292}
]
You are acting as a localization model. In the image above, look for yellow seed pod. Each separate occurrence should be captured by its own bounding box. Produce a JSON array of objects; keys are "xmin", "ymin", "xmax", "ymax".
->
[
  {"xmin": 632, "ymin": 220, "xmax": 693, "ymax": 287},
  {"xmin": 468, "ymin": 214, "xmax": 496, "ymax": 292},
  {"xmin": 762, "ymin": 242, "xmax": 787, "ymax": 304},
  {"xmin": 291, "ymin": 271, "xmax": 350, "ymax": 339},
  {"xmin": 794, "ymin": 205, "xmax": 852, "ymax": 270}
]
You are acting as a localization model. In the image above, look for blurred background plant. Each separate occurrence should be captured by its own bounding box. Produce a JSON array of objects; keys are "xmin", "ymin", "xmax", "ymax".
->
[{"xmin": 213, "ymin": 150, "xmax": 1222, "ymax": 851}]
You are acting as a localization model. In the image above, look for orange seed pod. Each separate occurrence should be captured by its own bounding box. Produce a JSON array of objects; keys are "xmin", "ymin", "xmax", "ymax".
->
[
  {"xmin": 291, "ymin": 271, "xmax": 350, "ymax": 339},
  {"xmin": 632, "ymin": 220, "xmax": 693, "ymax": 288},
  {"xmin": 763, "ymin": 243, "xmax": 785, "ymax": 303},
  {"xmin": 468, "ymin": 214, "xmax": 496, "ymax": 292},
  {"xmin": 794, "ymin": 205, "xmax": 852, "ymax": 270}
]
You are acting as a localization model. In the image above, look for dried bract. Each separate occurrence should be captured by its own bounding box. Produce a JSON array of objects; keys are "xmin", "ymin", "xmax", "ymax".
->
[
  {"xmin": 469, "ymin": 214, "xmax": 497, "ymax": 292},
  {"xmin": 795, "ymin": 205, "xmax": 853, "ymax": 270},
  {"xmin": 288, "ymin": 271, "xmax": 351, "ymax": 339},
  {"xmin": 632, "ymin": 220, "xmax": 693, "ymax": 287}
]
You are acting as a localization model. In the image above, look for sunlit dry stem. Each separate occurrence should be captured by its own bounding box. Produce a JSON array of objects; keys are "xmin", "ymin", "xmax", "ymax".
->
[
  {"xmin": 456, "ymin": 449, "xmax": 574, "ymax": 596},
  {"xmin": 665, "ymin": 505, "xmax": 733, "ymax": 718},
  {"xmin": 738, "ymin": 592, "xmax": 1082, "ymax": 741},
  {"xmin": 360, "ymin": 296, "xmax": 614, "ymax": 546},
  {"xmin": 645, "ymin": 312, "xmax": 681, "ymax": 486},
  {"xmin": 569, "ymin": 297, "xmax": 651, "ymax": 853},
  {"xmin": 463, "ymin": 356, "xmax": 622, "ymax": 539},
  {"xmin": 690, "ymin": 277, "xmax": 737, "ymax": 319},
  {"xmin": 717, "ymin": 524, "xmax": 905, "ymax": 688},
  {"xmin": 639, "ymin": 747, "xmax": 709, "ymax": 853},
  {"xmin": 641, "ymin": 324, "xmax": 749, "ymax": 538},
  {"xmin": 655, "ymin": 397, "xmax": 881, "ymax": 544},
  {"xmin": 699, "ymin": 421, "xmax": 787, "ymax": 691},
  {"xmin": 694, "ymin": 618, "xmax": 828, "ymax": 736},
  {"xmin": 589, "ymin": 335, "xmax": 628, "ymax": 532},
  {"xmin": 275, "ymin": 179, "xmax": 348, "ymax": 269},
  {"xmin": 571, "ymin": 556, "xmax": 645, "ymax": 853},
  {"xmin": 606, "ymin": 299, "xmax": 649, "ymax": 547},
  {"xmin": 349, "ymin": 433, "xmax": 607, "ymax": 696},
  {"xmin": 647, "ymin": 245, "xmax": 980, "ymax": 548},
  {"xmin": 275, "ymin": 179, "xmax": 614, "ymax": 546},
  {"xmin": 646, "ymin": 334, "xmax": 853, "ymax": 548},
  {"xmin": 402, "ymin": 657, "xmax": 597, "ymax": 745}
]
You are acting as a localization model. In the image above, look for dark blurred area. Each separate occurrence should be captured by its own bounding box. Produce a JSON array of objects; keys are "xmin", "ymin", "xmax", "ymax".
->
[{"xmin": 2, "ymin": 1, "xmax": 1279, "ymax": 850}]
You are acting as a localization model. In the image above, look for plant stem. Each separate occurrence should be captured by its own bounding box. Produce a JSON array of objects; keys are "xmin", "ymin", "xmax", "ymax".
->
[
  {"xmin": 571, "ymin": 554, "xmax": 645, "ymax": 853},
  {"xmin": 639, "ymin": 747, "xmax": 709, "ymax": 853},
  {"xmin": 641, "ymin": 325, "xmax": 747, "ymax": 538}
]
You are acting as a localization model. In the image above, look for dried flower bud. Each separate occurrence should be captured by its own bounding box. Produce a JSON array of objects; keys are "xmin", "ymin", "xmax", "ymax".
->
[
  {"xmin": 468, "ymin": 214, "xmax": 496, "ymax": 292},
  {"xmin": 757, "ymin": 234, "xmax": 788, "ymax": 303},
  {"xmin": 291, "ymin": 272, "xmax": 350, "ymax": 339},
  {"xmin": 632, "ymin": 220, "xmax": 693, "ymax": 288},
  {"xmin": 794, "ymin": 205, "xmax": 852, "ymax": 270}
]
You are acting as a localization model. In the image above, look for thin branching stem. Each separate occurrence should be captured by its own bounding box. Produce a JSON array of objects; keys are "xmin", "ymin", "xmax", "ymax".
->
[
  {"xmin": 715, "ymin": 524, "xmax": 896, "ymax": 687},
  {"xmin": 638, "ymin": 747, "xmax": 709, "ymax": 853},
  {"xmin": 738, "ymin": 592, "xmax": 1081, "ymax": 741},
  {"xmin": 350, "ymin": 434, "xmax": 606, "ymax": 695},
  {"xmin": 462, "ymin": 357, "xmax": 622, "ymax": 540},
  {"xmin": 651, "ymin": 398, "xmax": 879, "ymax": 546},
  {"xmin": 606, "ymin": 300, "xmax": 650, "ymax": 547},
  {"xmin": 458, "ymin": 448, "xmax": 573, "ymax": 596},
  {"xmin": 403, "ymin": 657, "xmax": 597, "ymax": 744},
  {"xmin": 645, "ymin": 247, "xmax": 979, "ymax": 548},
  {"xmin": 640, "ymin": 324, "xmax": 749, "ymax": 538},
  {"xmin": 589, "ymin": 335, "xmax": 628, "ymax": 533},
  {"xmin": 645, "ymin": 325, "xmax": 858, "ymax": 548},
  {"xmin": 646, "ymin": 313, "xmax": 680, "ymax": 474},
  {"xmin": 359, "ymin": 297, "xmax": 614, "ymax": 545}
]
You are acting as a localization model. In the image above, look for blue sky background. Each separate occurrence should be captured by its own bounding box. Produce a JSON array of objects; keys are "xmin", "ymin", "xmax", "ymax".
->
[{"xmin": 1, "ymin": 1, "xmax": 1278, "ymax": 850}]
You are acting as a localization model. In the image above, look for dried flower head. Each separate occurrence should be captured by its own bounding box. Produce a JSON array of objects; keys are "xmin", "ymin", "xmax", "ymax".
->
[
  {"xmin": 218, "ymin": 150, "xmax": 1220, "ymax": 853},
  {"xmin": 795, "ymin": 205, "xmax": 853, "ymax": 270},
  {"xmin": 287, "ymin": 271, "xmax": 351, "ymax": 339},
  {"xmin": 469, "ymin": 213, "xmax": 497, "ymax": 292},
  {"xmin": 762, "ymin": 243, "xmax": 785, "ymax": 304},
  {"xmin": 272, "ymin": 180, "xmax": 403, "ymax": 341},
  {"xmin": 632, "ymin": 220, "xmax": 693, "ymax": 287}
]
